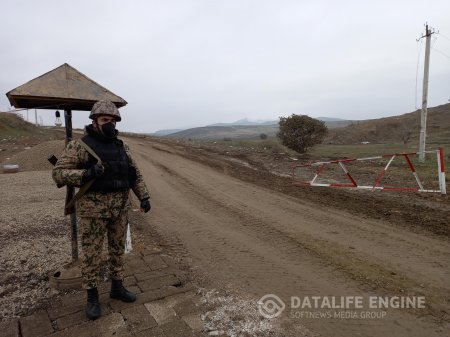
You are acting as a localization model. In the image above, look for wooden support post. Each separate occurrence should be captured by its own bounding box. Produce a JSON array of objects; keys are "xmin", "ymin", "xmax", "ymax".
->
[{"xmin": 64, "ymin": 108, "xmax": 78, "ymax": 262}]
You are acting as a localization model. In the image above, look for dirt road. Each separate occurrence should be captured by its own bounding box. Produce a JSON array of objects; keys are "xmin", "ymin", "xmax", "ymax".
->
[{"xmin": 127, "ymin": 137, "xmax": 449, "ymax": 337}]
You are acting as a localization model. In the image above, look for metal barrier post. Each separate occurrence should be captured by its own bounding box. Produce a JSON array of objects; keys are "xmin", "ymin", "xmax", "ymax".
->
[{"xmin": 438, "ymin": 147, "xmax": 447, "ymax": 195}]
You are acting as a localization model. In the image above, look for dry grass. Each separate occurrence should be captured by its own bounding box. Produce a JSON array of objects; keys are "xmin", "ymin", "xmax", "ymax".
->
[
  {"xmin": 0, "ymin": 112, "xmax": 63, "ymax": 140},
  {"xmin": 325, "ymin": 103, "xmax": 450, "ymax": 146}
]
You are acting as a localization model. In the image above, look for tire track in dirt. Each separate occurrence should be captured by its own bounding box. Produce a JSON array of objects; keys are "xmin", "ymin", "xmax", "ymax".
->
[
  {"xmin": 147, "ymin": 142, "xmax": 450, "ymax": 294},
  {"xmin": 128, "ymin": 138, "xmax": 449, "ymax": 337},
  {"xmin": 146, "ymin": 153, "xmax": 448, "ymax": 316}
]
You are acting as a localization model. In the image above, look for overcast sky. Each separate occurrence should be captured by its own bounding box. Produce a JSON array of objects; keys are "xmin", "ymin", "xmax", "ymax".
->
[{"xmin": 1, "ymin": 0, "xmax": 450, "ymax": 133}]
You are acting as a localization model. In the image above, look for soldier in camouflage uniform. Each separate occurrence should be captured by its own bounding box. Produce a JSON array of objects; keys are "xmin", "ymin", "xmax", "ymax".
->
[{"xmin": 52, "ymin": 100, "xmax": 151, "ymax": 320}]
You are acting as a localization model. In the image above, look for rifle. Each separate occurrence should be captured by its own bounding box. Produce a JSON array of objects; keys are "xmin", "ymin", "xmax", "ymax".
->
[
  {"xmin": 48, "ymin": 140, "xmax": 102, "ymax": 215},
  {"xmin": 48, "ymin": 155, "xmax": 64, "ymax": 188},
  {"xmin": 48, "ymin": 154, "xmax": 75, "ymax": 215}
]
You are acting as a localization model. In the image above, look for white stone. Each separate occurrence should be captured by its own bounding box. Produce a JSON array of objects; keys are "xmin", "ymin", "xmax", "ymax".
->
[
  {"xmin": 182, "ymin": 314, "xmax": 204, "ymax": 331},
  {"xmin": 144, "ymin": 300, "xmax": 177, "ymax": 324}
]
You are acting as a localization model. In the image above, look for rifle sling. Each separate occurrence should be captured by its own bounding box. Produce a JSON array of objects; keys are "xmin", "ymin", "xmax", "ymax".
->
[{"xmin": 65, "ymin": 139, "xmax": 102, "ymax": 210}]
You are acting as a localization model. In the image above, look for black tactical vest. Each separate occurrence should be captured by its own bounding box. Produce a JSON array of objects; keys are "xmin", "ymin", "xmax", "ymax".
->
[{"xmin": 81, "ymin": 132, "xmax": 137, "ymax": 193}]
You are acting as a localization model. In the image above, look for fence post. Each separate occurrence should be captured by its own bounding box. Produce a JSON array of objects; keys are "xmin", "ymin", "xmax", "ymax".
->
[{"xmin": 438, "ymin": 147, "xmax": 446, "ymax": 195}]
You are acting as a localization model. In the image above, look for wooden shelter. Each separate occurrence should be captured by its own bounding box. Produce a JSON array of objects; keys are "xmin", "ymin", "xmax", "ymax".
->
[{"xmin": 6, "ymin": 63, "xmax": 127, "ymax": 111}]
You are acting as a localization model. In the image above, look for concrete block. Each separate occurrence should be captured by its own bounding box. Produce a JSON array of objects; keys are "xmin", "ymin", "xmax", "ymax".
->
[
  {"xmin": 124, "ymin": 275, "xmax": 137, "ymax": 286},
  {"xmin": 127, "ymin": 284, "xmax": 142, "ymax": 295},
  {"xmin": 162, "ymin": 291, "xmax": 196, "ymax": 307},
  {"xmin": 138, "ymin": 274, "xmax": 181, "ymax": 292},
  {"xmin": 160, "ymin": 255, "xmax": 177, "ymax": 268},
  {"xmin": 121, "ymin": 305, "xmax": 158, "ymax": 333},
  {"xmin": 0, "ymin": 318, "xmax": 19, "ymax": 337},
  {"xmin": 173, "ymin": 298, "xmax": 201, "ymax": 317},
  {"xmin": 124, "ymin": 255, "xmax": 151, "ymax": 276},
  {"xmin": 48, "ymin": 296, "xmax": 85, "ymax": 320},
  {"xmin": 160, "ymin": 319, "xmax": 194, "ymax": 337},
  {"xmin": 140, "ymin": 247, "xmax": 163, "ymax": 256},
  {"xmin": 109, "ymin": 284, "xmax": 194, "ymax": 311},
  {"xmin": 50, "ymin": 313, "xmax": 128, "ymax": 337},
  {"xmin": 182, "ymin": 314, "xmax": 204, "ymax": 332},
  {"xmin": 55, "ymin": 302, "xmax": 111, "ymax": 330},
  {"xmin": 109, "ymin": 289, "xmax": 166, "ymax": 312},
  {"xmin": 134, "ymin": 326, "xmax": 166, "ymax": 337},
  {"xmin": 144, "ymin": 300, "xmax": 177, "ymax": 325},
  {"xmin": 143, "ymin": 255, "xmax": 168, "ymax": 270},
  {"xmin": 134, "ymin": 270, "xmax": 174, "ymax": 282},
  {"xmin": 20, "ymin": 310, "xmax": 54, "ymax": 337}
]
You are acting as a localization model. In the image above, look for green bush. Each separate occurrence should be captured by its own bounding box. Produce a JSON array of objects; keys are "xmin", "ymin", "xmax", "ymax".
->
[{"xmin": 277, "ymin": 114, "xmax": 327, "ymax": 153}]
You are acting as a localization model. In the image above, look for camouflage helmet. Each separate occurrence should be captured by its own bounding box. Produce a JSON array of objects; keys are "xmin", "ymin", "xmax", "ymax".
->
[{"xmin": 89, "ymin": 100, "xmax": 121, "ymax": 121}]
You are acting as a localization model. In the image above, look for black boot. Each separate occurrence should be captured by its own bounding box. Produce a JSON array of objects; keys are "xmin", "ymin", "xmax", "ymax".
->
[
  {"xmin": 86, "ymin": 288, "xmax": 101, "ymax": 320},
  {"xmin": 110, "ymin": 279, "xmax": 136, "ymax": 302}
]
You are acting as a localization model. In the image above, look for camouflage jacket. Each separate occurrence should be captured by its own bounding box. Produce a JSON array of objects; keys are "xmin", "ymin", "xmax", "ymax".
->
[{"xmin": 52, "ymin": 134, "xmax": 150, "ymax": 218}]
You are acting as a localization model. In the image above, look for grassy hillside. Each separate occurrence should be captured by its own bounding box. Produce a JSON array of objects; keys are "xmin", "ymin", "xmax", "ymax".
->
[
  {"xmin": 166, "ymin": 104, "xmax": 449, "ymax": 143},
  {"xmin": 167, "ymin": 125, "xmax": 279, "ymax": 140},
  {"xmin": 166, "ymin": 120, "xmax": 352, "ymax": 140},
  {"xmin": 325, "ymin": 103, "xmax": 450, "ymax": 146},
  {"xmin": 0, "ymin": 112, "xmax": 63, "ymax": 140},
  {"xmin": 0, "ymin": 112, "xmax": 65, "ymax": 162}
]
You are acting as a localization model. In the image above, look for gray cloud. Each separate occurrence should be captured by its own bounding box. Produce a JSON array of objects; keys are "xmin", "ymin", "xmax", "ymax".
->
[{"xmin": 1, "ymin": 0, "xmax": 450, "ymax": 132}]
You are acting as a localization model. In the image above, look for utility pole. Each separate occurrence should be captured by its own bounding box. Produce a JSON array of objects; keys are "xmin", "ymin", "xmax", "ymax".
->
[
  {"xmin": 418, "ymin": 24, "xmax": 435, "ymax": 162},
  {"xmin": 35, "ymin": 108, "xmax": 38, "ymax": 127}
]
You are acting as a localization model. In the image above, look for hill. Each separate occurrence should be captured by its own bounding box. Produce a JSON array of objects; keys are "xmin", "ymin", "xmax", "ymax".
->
[
  {"xmin": 325, "ymin": 103, "xmax": 450, "ymax": 145},
  {"xmin": 208, "ymin": 118, "xmax": 278, "ymax": 127},
  {"xmin": 155, "ymin": 117, "xmax": 352, "ymax": 137},
  {"xmin": 151, "ymin": 128, "xmax": 185, "ymax": 136},
  {"xmin": 167, "ymin": 124, "xmax": 279, "ymax": 140},
  {"xmin": 0, "ymin": 112, "xmax": 64, "ymax": 162},
  {"xmin": 166, "ymin": 118, "xmax": 352, "ymax": 140},
  {"xmin": 0, "ymin": 112, "xmax": 64, "ymax": 139},
  {"xmin": 165, "ymin": 103, "xmax": 449, "ymax": 143},
  {"xmin": 1, "ymin": 112, "xmax": 44, "ymax": 138}
]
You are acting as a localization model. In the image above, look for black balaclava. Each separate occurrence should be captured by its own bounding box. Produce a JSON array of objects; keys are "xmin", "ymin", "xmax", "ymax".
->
[{"xmin": 100, "ymin": 122, "xmax": 117, "ymax": 138}]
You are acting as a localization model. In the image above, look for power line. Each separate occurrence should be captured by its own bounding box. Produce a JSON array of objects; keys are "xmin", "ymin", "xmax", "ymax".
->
[
  {"xmin": 439, "ymin": 32, "xmax": 450, "ymax": 42},
  {"xmin": 5, "ymin": 103, "xmax": 67, "ymax": 113},
  {"xmin": 432, "ymin": 46, "xmax": 450, "ymax": 59},
  {"xmin": 431, "ymin": 35, "xmax": 438, "ymax": 49}
]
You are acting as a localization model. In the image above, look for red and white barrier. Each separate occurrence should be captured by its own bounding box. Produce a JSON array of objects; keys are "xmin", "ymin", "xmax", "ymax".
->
[
  {"xmin": 438, "ymin": 147, "xmax": 447, "ymax": 194},
  {"xmin": 292, "ymin": 148, "xmax": 447, "ymax": 195}
]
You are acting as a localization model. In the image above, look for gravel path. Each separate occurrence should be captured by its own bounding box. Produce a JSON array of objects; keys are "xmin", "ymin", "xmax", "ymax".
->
[
  {"xmin": 0, "ymin": 170, "xmax": 70, "ymax": 321},
  {"xmin": 2, "ymin": 140, "xmax": 65, "ymax": 172}
]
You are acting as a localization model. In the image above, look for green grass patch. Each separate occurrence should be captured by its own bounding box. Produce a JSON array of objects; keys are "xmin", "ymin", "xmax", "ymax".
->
[{"xmin": 0, "ymin": 112, "xmax": 63, "ymax": 141}]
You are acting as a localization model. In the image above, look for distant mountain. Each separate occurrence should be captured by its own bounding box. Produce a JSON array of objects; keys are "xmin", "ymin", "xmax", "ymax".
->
[
  {"xmin": 208, "ymin": 117, "xmax": 348, "ymax": 127},
  {"xmin": 317, "ymin": 117, "xmax": 348, "ymax": 122},
  {"xmin": 151, "ymin": 104, "xmax": 450, "ymax": 143},
  {"xmin": 163, "ymin": 117, "xmax": 353, "ymax": 140},
  {"xmin": 151, "ymin": 128, "xmax": 185, "ymax": 136},
  {"xmin": 152, "ymin": 116, "xmax": 349, "ymax": 136},
  {"xmin": 208, "ymin": 118, "xmax": 278, "ymax": 127},
  {"xmin": 166, "ymin": 125, "xmax": 279, "ymax": 140}
]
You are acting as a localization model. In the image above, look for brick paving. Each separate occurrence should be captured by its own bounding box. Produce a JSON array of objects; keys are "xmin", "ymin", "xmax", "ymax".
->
[{"xmin": 2, "ymin": 249, "xmax": 209, "ymax": 337}]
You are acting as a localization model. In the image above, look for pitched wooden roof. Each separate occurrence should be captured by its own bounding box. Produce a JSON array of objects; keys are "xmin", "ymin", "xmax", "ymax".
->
[{"xmin": 6, "ymin": 63, "xmax": 127, "ymax": 111}]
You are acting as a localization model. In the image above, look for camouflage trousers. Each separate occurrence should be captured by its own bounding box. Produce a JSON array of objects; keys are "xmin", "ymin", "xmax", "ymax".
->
[{"xmin": 79, "ymin": 211, "xmax": 128, "ymax": 289}]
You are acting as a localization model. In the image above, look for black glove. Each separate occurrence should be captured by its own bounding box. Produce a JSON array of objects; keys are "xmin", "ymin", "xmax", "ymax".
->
[
  {"xmin": 140, "ymin": 198, "xmax": 151, "ymax": 213},
  {"xmin": 82, "ymin": 164, "xmax": 104, "ymax": 183}
]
